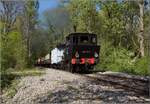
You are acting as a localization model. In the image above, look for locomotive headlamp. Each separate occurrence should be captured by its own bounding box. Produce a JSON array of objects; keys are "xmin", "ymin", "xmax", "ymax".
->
[
  {"xmin": 75, "ymin": 52, "xmax": 79, "ymax": 58},
  {"xmin": 94, "ymin": 52, "xmax": 98, "ymax": 58}
]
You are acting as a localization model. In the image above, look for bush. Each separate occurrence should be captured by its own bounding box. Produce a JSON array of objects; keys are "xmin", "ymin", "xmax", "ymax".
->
[
  {"xmin": 0, "ymin": 71, "xmax": 18, "ymax": 89},
  {"xmin": 1, "ymin": 31, "xmax": 27, "ymax": 72},
  {"xmin": 134, "ymin": 57, "xmax": 149, "ymax": 76},
  {"xmin": 97, "ymin": 45, "xmax": 149, "ymax": 76}
]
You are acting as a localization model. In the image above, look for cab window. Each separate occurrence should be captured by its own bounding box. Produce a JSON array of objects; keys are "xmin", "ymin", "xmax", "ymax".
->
[
  {"xmin": 80, "ymin": 36, "xmax": 89, "ymax": 44},
  {"xmin": 91, "ymin": 36, "xmax": 96, "ymax": 44}
]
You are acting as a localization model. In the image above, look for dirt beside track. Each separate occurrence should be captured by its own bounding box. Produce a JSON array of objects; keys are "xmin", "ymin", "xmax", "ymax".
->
[{"xmin": 2, "ymin": 68, "xmax": 150, "ymax": 104}]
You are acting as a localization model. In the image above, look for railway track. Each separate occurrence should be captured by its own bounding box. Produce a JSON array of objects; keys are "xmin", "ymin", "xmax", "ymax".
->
[
  {"xmin": 39, "ymin": 67, "xmax": 149, "ymax": 96},
  {"xmin": 83, "ymin": 72, "xmax": 149, "ymax": 96}
]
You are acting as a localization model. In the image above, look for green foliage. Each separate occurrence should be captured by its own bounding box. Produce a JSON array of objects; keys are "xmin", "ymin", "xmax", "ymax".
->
[
  {"xmin": 23, "ymin": 0, "xmax": 39, "ymax": 67},
  {"xmin": 0, "ymin": 71, "xmax": 18, "ymax": 89},
  {"xmin": 0, "ymin": 0, "xmax": 39, "ymax": 70},
  {"xmin": 1, "ymin": 31, "xmax": 26, "ymax": 71},
  {"xmin": 1, "ymin": 68, "xmax": 45, "ymax": 97},
  {"xmin": 134, "ymin": 57, "xmax": 149, "ymax": 75},
  {"xmin": 97, "ymin": 43, "xmax": 149, "ymax": 76},
  {"xmin": 25, "ymin": 0, "xmax": 39, "ymax": 25},
  {"xmin": 62, "ymin": 0, "xmax": 149, "ymax": 76},
  {"xmin": 98, "ymin": 44, "xmax": 133, "ymax": 71},
  {"xmin": 4, "ymin": 79, "xmax": 19, "ymax": 98},
  {"xmin": 67, "ymin": 0, "xmax": 99, "ymax": 33}
]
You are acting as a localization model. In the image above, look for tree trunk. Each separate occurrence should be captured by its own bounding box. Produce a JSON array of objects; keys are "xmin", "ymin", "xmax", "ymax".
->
[
  {"xmin": 138, "ymin": 0, "xmax": 144, "ymax": 57},
  {"xmin": 27, "ymin": 20, "xmax": 31, "ymax": 66}
]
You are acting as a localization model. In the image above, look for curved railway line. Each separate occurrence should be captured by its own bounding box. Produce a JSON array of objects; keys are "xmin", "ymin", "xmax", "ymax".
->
[
  {"xmin": 39, "ymin": 67, "xmax": 149, "ymax": 97},
  {"xmin": 83, "ymin": 72, "xmax": 149, "ymax": 96}
]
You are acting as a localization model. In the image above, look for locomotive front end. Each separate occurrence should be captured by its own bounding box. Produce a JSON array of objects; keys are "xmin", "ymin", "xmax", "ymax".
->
[
  {"xmin": 71, "ymin": 45, "xmax": 100, "ymax": 66},
  {"xmin": 64, "ymin": 33, "xmax": 100, "ymax": 72}
]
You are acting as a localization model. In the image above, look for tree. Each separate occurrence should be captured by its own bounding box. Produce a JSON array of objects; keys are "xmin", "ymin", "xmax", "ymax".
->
[
  {"xmin": 0, "ymin": 0, "xmax": 39, "ymax": 70},
  {"xmin": 0, "ymin": 0, "xmax": 23, "ymax": 40},
  {"xmin": 21, "ymin": 0, "xmax": 39, "ymax": 66},
  {"xmin": 123, "ymin": 0, "xmax": 145, "ymax": 57},
  {"xmin": 66, "ymin": 0, "xmax": 99, "ymax": 33},
  {"xmin": 0, "ymin": 0, "xmax": 26, "ymax": 70},
  {"xmin": 138, "ymin": 0, "xmax": 144, "ymax": 57}
]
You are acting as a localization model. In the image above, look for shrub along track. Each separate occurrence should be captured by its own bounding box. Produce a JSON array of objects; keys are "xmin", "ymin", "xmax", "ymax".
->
[{"xmin": 82, "ymin": 72, "xmax": 149, "ymax": 96}]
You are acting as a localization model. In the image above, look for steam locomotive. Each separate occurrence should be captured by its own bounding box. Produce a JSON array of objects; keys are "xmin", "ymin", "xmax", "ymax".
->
[{"xmin": 36, "ymin": 33, "xmax": 100, "ymax": 72}]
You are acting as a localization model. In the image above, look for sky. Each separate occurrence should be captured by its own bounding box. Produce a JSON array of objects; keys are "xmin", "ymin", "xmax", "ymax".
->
[{"xmin": 38, "ymin": 0, "xmax": 59, "ymax": 15}]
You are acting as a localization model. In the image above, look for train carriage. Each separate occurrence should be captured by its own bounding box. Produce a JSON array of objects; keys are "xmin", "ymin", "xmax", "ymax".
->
[{"xmin": 51, "ymin": 44, "xmax": 65, "ymax": 69}]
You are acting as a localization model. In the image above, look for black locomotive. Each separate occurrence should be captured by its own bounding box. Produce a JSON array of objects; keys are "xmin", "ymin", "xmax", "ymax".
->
[{"xmin": 36, "ymin": 33, "xmax": 100, "ymax": 72}]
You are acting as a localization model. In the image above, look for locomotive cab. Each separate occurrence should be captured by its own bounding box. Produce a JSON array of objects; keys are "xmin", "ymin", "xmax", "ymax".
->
[{"xmin": 64, "ymin": 33, "xmax": 100, "ymax": 72}]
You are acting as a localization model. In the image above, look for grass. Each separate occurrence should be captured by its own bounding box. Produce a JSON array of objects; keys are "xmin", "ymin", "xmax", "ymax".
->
[
  {"xmin": 4, "ymin": 79, "xmax": 19, "ymax": 98},
  {"xmin": 10, "ymin": 68, "xmax": 45, "ymax": 76},
  {"xmin": 1, "ymin": 68, "xmax": 45, "ymax": 98}
]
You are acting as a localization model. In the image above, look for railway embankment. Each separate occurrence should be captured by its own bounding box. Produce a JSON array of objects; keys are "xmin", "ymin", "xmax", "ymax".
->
[{"xmin": 1, "ymin": 68, "xmax": 150, "ymax": 104}]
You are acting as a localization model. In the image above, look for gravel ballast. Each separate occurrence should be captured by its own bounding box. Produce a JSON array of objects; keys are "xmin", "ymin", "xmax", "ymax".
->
[{"xmin": 2, "ymin": 68, "xmax": 150, "ymax": 104}]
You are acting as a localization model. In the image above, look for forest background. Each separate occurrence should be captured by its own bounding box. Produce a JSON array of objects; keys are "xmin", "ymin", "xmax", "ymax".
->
[{"xmin": 0, "ymin": 0, "xmax": 150, "ymax": 86}]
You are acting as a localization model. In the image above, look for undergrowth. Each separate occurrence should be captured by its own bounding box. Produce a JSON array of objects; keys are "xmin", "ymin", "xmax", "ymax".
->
[
  {"xmin": 96, "ymin": 47, "xmax": 149, "ymax": 76},
  {"xmin": 1, "ymin": 68, "xmax": 45, "ymax": 97}
]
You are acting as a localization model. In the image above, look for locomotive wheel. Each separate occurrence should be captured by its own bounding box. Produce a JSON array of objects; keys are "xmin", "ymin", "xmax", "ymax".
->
[
  {"xmin": 75, "ymin": 66, "xmax": 80, "ymax": 73},
  {"xmin": 61, "ymin": 64, "xmax": 65, "ymax": 70}
]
